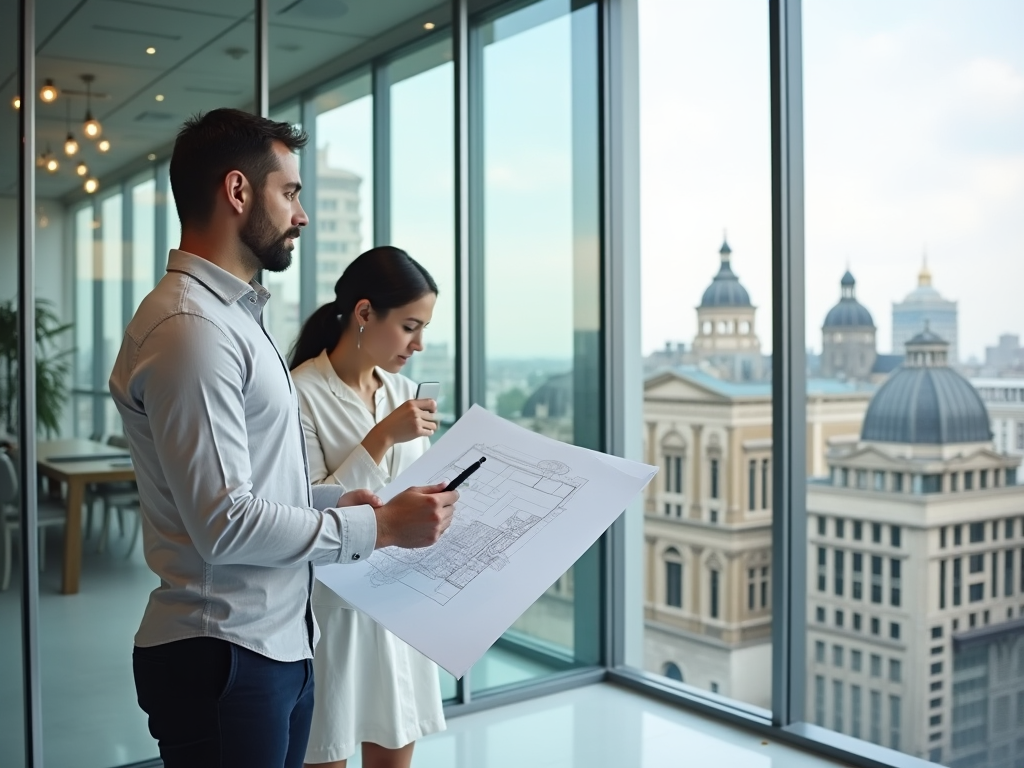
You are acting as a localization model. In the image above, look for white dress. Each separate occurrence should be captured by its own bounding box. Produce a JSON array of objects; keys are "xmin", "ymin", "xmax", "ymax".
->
[{"xmin": 291, "ymin": 350, "xmax": 445, "ymax": 763}]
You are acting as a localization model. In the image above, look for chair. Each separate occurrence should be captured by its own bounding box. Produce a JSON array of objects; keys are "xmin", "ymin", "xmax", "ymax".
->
[
  {"xmin": 0, "ymin": 450, "xmax": 67, "ymax": 591},
  {"xmin": 87, "ymin": 434, "xmax": 142, "ymax": 557}
]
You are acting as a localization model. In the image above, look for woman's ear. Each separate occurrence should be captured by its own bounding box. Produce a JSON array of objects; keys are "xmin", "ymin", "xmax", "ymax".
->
[{"xmin": 354, "ymin": 299, "xmax": 372, "ymax": 324}]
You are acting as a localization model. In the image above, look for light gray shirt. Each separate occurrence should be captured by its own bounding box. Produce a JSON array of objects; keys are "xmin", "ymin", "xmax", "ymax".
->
[{"xmin": 109, "ymin": 249, "xmax": 376, "ymax": 662}]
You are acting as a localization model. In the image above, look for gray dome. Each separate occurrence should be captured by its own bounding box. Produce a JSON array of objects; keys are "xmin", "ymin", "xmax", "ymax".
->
[
  {"xmin": 700, "ymin": 240, "xmax": 752, "ymax": 308},
  {"xmin": 824, "ymin": 270, "xmax": 874, "ymax": 329},
  {"xmin": 861, "ymin": 331, "xmax": 990, "ymax": 445}
]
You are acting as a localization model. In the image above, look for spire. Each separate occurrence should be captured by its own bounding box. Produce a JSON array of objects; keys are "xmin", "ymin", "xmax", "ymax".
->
[
  {"xmin": 840, "ymin": 269, "xmax": 856, "ymax": 299},
  {"xmin": 918, "ymin": 250, "xmax": 932, "ymax": 287},
  {"xmin": 719, "ymin": 232, "xmax": 732, "ymax": 263}
]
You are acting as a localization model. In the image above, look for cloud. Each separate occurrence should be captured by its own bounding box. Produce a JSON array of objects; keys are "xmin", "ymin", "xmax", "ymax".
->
[{"xmin": 957, "ymin": 57, "xmax": 1024, "ymax": 104}]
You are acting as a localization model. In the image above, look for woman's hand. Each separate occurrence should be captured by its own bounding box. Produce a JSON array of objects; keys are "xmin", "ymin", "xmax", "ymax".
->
[{"xmin": 362, "ymin": 399, "xmax": 437, "ymax": 463}]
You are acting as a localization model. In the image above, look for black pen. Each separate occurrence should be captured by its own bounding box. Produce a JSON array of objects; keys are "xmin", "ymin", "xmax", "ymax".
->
[{"xmin": 444, "ymin": 456, "xmax": 487, "ymax": 492}]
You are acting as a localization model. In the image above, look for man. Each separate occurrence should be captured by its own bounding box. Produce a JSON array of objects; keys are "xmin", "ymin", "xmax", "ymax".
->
[{"xmin": 109, "ymin": 109, "xmax": 456, "ymax": 768}]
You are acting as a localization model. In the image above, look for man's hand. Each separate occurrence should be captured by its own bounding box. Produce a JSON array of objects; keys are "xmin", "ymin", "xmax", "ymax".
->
[
  {"xmin": 374, "ymin": 482, "xmax": 458, "ymax": 549},
  {"xmin": 337, "ymin": 489, "xmax": 383, "ymax": 509}
]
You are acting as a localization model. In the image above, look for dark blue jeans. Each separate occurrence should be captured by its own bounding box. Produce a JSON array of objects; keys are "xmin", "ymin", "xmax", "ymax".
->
[{"xmin": 133, "ymin": 637, "xmax": 314, "ymax": 768}]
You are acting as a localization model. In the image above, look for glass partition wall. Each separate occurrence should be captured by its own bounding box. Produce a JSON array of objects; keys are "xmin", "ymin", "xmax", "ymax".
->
[{"xmin": 10, "ymin": 0, "xmax": 1014, "ymax": 766}]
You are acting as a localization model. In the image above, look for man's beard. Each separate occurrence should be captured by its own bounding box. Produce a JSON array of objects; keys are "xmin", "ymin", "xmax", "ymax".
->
[{"xmin": 240, "ymin": 194, "xmax": 300, "ymax": 273}]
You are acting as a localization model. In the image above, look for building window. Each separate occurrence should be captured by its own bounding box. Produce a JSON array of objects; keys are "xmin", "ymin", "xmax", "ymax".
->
[
  {"xmin": 921, "ymin": 474, "xmax": 942, "ymax": 493},
  {"xmin": 872, "ymin": 523, "xmax": 882, "ymax": 544},
  {"xmin": 760, "ymin": 566, "xmax": 769, "ymax": 608},
  {"xmin": 953, "ymin": 558, "xmax": 962, "ymax": 606},
  {"xmin": 815, "ymin": 676, "xmax": 826, "ymax": 726},
  {"xmin": 818, "ymin": 515, "xmax": 827, "ymax": 536},
  {"xmin": 761, "ymin": 459, "xmax": 769, "ymax": 509},
  {"xmin": 836, "ymin": 518, "xmax": 846, "ymax": 539},
  {"xmin": 992, "ymin": 552, "xmax": 999, "ymax": 597},
  {"xmin": 663, "ymin": 453, "xmax": 684, "ymax": 494},
  {"xmin": 931, "ymin": 626, "xmax": 943, "ymax": 639},
  {"xmin": 853, "ymin": 521, "xmax": 863, "ymax": 541},
  {"xmin": 852, "ymin": 553, "xmax": 863, "ymax": 600},
  {"xmin": 889, "ymin": 659, "xmax": 902, "ymax": 683},
  {"xmin": 891, "ymin": 526, "xmax": 901, "ymax": 548},
  {"xmin": 870, "ymin": 654, "xmax": 882, "ymax": 677},
  {"xmin": 981, "ymin": 469, "xmax": 988, "ymax": 489},
  {"xmin": 709, "ymin": 458, "xmax": 719, "ymax": 499},
  {"xmin": 950, "ymin": 472, "xmax": 958, "ymax": 492},
  {"xmin": 940, "ymin": 526, "xmax": 947, "ymax": 548},
  {"xmin": 965, "ymin": 471, "xmax": 974, "ymax": 490},
  {"xmin": 890, "ymin": 559, "xmax": 901, "ymax": 606},
  {"xmin": 856, "ymin": 469, "xmax": 867, "ymax": 489},
  {"xmin": 954, "ymin": 525, "xmax": 963, "ymax": 545},
  {"xmin": 748, "ymin": 569, "xmax": 755, "ymax": 611},
  {"xmin": 931, "ymin": 662, "xmax": 943, "ymax": 675},
  {"xmin": 873, "ymin": 470, "xmax": 885, "ymax": 491},
  {"xmin": 969, "ymin": 583, "xmax": 984, "ymax": 602},
  {"xmin": 870, "ymin": 690, "xmax": 882, "ymax": 744},
  {"xmin": 835, "ymin": 609, "xmax": 844, "ymax": 628},
  {"xmin": 970, "ymin": 522, "xmax": 985, "ymax": 543},
  {"xmin": 930, "ymin": 697, "xmax": 942, "ymax": 708},
  {"xmin": 871, "ymin": 556, "xmax": 883, "ymax": 603},
  {"xmin": 1005, "ymin": 548, "xmax": 1014, "ymax": 597},
  {"xmin": 833, "ymin": 645, "xmax": 844, "ymax": 668},
  {"xmin": 833, "ymin": 680, "xmax": 844, "ymax": 733},
  {"xmin": 939, "ymin": 560, "xmax": 946, "ymax": 610},
  {"xmin": 851, "ymin": 685, "xmax": 862, "ymax": 739},
  {"xmin": 890, "ymin": 622, "xmax": 900, "ymax": 640},
  {"xmin": 931, "ymin": 646, "xmax": 942, "ymax": 655},
  {"xmin": 835, "ymin": 549, "xmax": 845, "ymax": 596},
  {"xmin": 816, "ymin": 606, "xmax": 826, "ymax": 623},
  {"xmin": 969, "ymin": 554, "xmax": 984, "ymax": 573},
  {"xmin": 748, "ymin": 460, "xmax": 756, "ymax": 510},
  {"xmin": 889, "ymin": 695, "xmax": 901, "ymax": 751},
  {"xmin": 894, "ymin": 472, "xmax": 904, "ymax": 492},
  {"xmin": 1006, "ymin": 518, "xmax": 1015, "ymax": 539},
  {"xmin": 664, "ymin": 548, "xmax": 683, "ymax": 608},
  {"xmin": 818, "ymin": 547, "xmax": 827, "ymax": 592},
  {"xmin": 853, "ymin": 613, "xmax": 862, "ymax": 631},
  {"xmin": 663, "ymin": 502, "xmax": 671, "ymax": 516},
  {"xmin": 710, "ymin": 682, "xmax": 719, "ymax": 694},
  {"xmin": 871, "ymin": 617, "xmax": 880, "ymax": 635},
  {"xmin": 662, "ymin": 662, "xmax": 683, "ymax": 682},
  {"xmin": 709, "ymin": 569, "xmax": 720, "ymax": 619},
  {"xmin": 841, "ymin": 467, "xmax": 849, "ymax": 487}
]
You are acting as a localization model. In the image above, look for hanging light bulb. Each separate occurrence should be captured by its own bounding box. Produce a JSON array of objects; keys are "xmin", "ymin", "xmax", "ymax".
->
[
  {"xmin": 64, "ymin": 133, "xmax": 79, "ymax": 156},
  {"xmin": 98, "ymin": 139, "xmax": 110, "ymax": 153},
  {"xmin": 76, "ymin": 161, "xmax": 89, "ymax": 177},
  {"xmin": 39, "ymin": 79, "xmax": 59, "ymax": 103},
  {"xmin": 84, "ymin": 177, "xmax": 99, "ymax": 194},
  {"xmin": 12, "ymin": 95, "xmax": 21, "ymax": 110},
  {"xmin": 46, "ymin": 154, "xmax": 59, "ymax": 173},
  {"xmin": 81, "ymin": 74, "xmax": 102, "ymax": 138}
]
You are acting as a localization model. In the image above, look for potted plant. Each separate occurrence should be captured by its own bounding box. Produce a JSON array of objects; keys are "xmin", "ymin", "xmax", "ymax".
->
[{"xmin": 0, "ymin": 299, "xmax": 74, "ymax": 438}]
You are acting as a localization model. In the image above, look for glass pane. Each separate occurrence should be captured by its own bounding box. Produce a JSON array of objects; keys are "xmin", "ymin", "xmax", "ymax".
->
[
  {"xmin": 634, "ymin": 0, "xmax": 773, "ymax": 711},
  {"xmin": 390, "ymin": 37, "xmax": 456, "ymax": 430},
  {"xmin": 36, "ymin": 0, "xmax": 255, "ymax": 764},
  {"xmin": 0, "ymin": 0, "xmax": 27, "ymax": 761},
  {"xmin": 803, "ymin": 2, "xmax": 1024, "ymax": 765},
  {"xmin": 473, "ymin": 0, "xmax": 602, "ymax": 694},
  {"xmin": 314, "ymin": 73, "xmax": 374, "ymax": 308}
]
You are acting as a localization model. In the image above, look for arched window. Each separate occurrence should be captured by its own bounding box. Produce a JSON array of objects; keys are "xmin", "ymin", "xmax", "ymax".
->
[
  {"xmin": 665, "ymin": 547, "xmax": 683, "ymax": 608},
  {"xmin": 663, "ymin": 662, "xmax": 684, "ymax": 682}
]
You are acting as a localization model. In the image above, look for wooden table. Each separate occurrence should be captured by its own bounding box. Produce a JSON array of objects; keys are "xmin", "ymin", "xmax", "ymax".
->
[{"xmin": 36, "ymin": 439, "xmax": 135, "ymax": 594}]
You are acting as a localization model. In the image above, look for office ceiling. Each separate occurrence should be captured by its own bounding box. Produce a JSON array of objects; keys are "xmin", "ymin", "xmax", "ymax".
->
[{"xmin": 0, "ymin": 0, "xmax": 445, "ymax": 199}]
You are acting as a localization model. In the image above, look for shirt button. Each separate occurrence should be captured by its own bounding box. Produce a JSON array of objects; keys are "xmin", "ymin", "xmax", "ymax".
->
[
  {"xmin": 249, "ymin": 296, "xmax": 257, "ymax": 304},
  {"xmin": 352, "ymin": 553, "xmax": 360, "ymax": 561}
]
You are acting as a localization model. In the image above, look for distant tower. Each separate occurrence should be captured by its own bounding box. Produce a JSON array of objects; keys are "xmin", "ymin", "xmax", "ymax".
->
[
  {"xmin": 692, "ymin": 238, "xmax": 763, "ymax": 381},
  {"xmin": 892, "ymin": 255, "xmax": 958, "ymax": 364},
  {"xmin": 821, "ymin": 270, "xmax": 877, "ymax": 381}
]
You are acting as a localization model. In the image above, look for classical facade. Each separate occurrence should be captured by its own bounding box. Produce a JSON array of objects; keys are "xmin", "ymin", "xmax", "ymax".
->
[
  {"xmin": 821, "ymin": 270, "xmax": 877, "ymax": 382},
  {"xmin": 892, "ymin": 259, "xmax": 959, "ymax": 365},
  {"xmin": 642, "ymin": 366, "xmax": 873, "ymax": 707},
  {"xmin": 806, "ymin": 330, "xmax": 1023, "ymax": 765}
]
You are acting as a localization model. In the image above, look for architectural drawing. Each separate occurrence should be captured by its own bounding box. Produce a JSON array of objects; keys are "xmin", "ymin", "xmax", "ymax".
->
[{"xmin": 366, "ymin": 443, "xmax": 586, "ymax": 604}]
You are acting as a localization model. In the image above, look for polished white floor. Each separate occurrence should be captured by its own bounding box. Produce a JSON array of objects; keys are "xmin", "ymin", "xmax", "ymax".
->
[{"xmin": 347, "ymin": 684, "xmax": 854, "ymax": 768}]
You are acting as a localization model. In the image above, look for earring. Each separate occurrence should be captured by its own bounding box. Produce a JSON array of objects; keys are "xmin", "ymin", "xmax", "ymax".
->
[{"xmin": 358, "ymin": 325, "xmax": 364, "ymax": 349}]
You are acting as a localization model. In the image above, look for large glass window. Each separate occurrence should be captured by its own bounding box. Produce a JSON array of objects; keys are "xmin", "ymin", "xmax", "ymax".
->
[
  {"xmin": 803, "ymin": 3, "xmax": 1024, "ymax": 765},
  {"xmin": 635, "ymin": 0, "xmax": 773, "ymax": 711},
  {"xmin": 473, "ymin": 0, "xmax": 602, "ymax": 693}
]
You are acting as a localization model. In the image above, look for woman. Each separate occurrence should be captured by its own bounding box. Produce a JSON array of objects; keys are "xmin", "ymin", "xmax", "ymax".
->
[{"xmin": 290, "ymin": 246, "xmax": 444, "ymax": 768}]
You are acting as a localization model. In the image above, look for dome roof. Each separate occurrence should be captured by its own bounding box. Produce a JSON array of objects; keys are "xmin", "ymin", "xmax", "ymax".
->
[
  {"xmin": 861, "ymin": 331, "xmax": 990, "ymax": 445},
  {"xmin": 823, "ymin": 270, "xmax": 875, "ymax": 329},
  {"xmin": 700, "ymin": 239, "xmax": 752, "ymax": 308}
]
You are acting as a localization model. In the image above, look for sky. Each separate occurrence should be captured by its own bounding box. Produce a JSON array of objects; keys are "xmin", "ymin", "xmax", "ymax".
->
[{"xmin": 639, "ymin": 0, "xmax": 1024, "ymax": 360}]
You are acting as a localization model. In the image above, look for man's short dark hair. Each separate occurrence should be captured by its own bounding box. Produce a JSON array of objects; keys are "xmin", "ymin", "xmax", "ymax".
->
[{"xmin": 169, "ymin": 108, "xmax": 308, "ymax": 229}]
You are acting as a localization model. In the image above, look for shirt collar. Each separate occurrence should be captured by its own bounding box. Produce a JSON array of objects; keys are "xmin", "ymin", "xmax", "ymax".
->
[
  {"xmin": 314, "ymin": 350, "xmax": 390, "ymax": 407},
  {"xmin": 166, "ymin": 249, "xmax": 269, "ymax": 308}
]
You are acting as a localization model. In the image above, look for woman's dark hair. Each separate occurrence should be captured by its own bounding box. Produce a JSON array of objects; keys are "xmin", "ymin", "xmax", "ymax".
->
[{"xmin": 289, "ymin": 246, "xmax": 438, "ymax": 370}]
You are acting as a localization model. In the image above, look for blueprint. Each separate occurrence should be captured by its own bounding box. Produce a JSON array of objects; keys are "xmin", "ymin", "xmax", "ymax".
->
[{"xmin": 315, "ymin": 405, "xmax": 656, "ymax": 678}]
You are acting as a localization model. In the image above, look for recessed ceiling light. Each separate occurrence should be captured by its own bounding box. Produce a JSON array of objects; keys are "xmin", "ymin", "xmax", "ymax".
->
[
  {"xmin": 155, "ymin": 94, "xmax": 165, "ymax": 102},
  {"xmin": 423, "ymin": 21, "xmax": 435, "ymax": 30},
  {"xmin": 146, "ymin": 47, "xmax": 156, "ymax": 55},
  {"xmin": 98, "ymin": 139, "xmax": 111, "ymax": 152},
  {"xmin": 147, "ymin": 153, "xmax": 157, "ymax": 161}
]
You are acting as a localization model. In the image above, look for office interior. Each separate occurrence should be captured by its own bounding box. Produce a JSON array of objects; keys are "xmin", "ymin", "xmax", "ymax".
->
[{"xmin": 3, "ymin": 0, "xmax": 1023, "ymax": 767}]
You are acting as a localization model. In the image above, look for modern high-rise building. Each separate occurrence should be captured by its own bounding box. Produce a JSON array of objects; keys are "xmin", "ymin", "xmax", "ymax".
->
[
  {"xmin": 691, "ymin": 240, "xmax": 765, "ymax": 382},
  {"xmin": 892, "ymin": 259, "xmax": 959, "ymax": 364},
  {"xmin": 807, "ymin": 330, "xmax": 1022, "ymax": 764}
]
